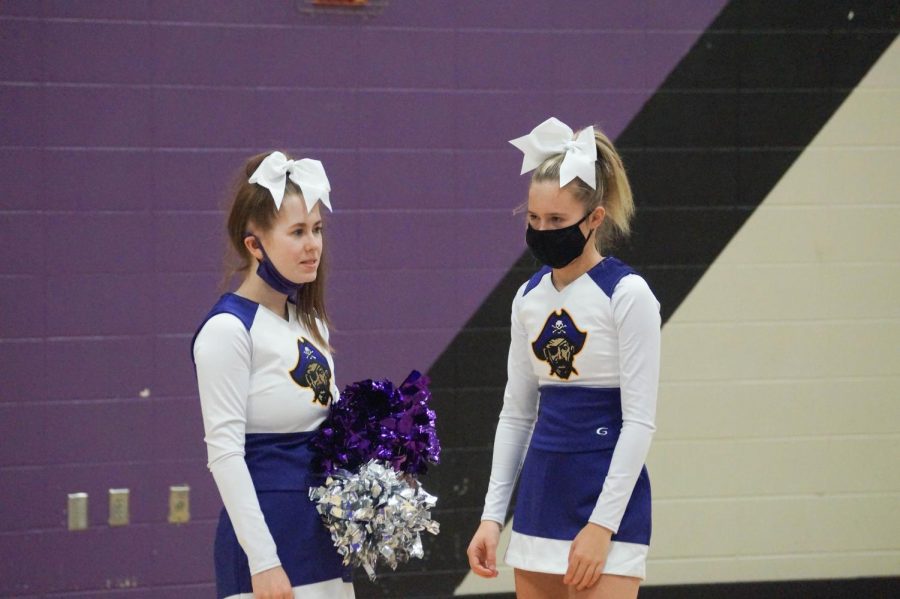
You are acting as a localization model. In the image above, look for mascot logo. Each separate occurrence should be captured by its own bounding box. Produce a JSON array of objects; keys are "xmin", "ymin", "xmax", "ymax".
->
[
  {"xmin": 532, "ymin": 310, "xmax": 587, "ymax": 380},
  {"xmin": 290, "ymin": 338, "xmax": 333, "ymax": 406}
]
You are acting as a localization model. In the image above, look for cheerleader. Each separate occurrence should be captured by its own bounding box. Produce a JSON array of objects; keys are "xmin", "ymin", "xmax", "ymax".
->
[
  {"xmin": 467, "ymin": 118, "xmax": 660, "ymax": 599},
  {"xmin": 192, "ymin": 152, "xmax": 354, "ymax": 599}
]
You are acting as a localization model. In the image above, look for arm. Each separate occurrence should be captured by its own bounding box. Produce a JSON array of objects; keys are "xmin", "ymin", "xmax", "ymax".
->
[
  {"xmin": 588, "ymin": 275, "xmax": 661, "ymax": 532},
  {"xmin": 470, "ymin": 292, "xmax": 539, "ymax": 577},
  {"xmin": 193, "ymin": 314, "xmax": 281, "ymax": 575},
  {"xmin": 480, "ymin": 293, "xmax": 541, "ymax": 524},
  {"xmin": 319, "ymin": 318, "xmax": 340, "ymax": 401}
]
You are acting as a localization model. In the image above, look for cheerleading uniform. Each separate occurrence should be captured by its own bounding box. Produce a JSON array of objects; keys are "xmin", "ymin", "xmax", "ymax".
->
[
  {"xmin": 192, "ymin": 293, "xmax": 354, "ymax": 599},
  {"xmin": 481, "ymin": 257, "xmax": 660, "ymax": 579}
]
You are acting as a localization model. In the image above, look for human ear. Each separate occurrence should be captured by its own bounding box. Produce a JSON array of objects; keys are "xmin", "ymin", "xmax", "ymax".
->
[
  {"xmin": 243, "ymin": 233, "xmax": 264, "ymax": 262},
  {"xmin": 589, "ymin": 206, "xmax": 606, "ymax": 230}
]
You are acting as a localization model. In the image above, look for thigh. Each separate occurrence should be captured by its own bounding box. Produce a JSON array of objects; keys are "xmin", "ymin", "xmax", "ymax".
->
[
  {"xmin": 514, "ymin": 569, "xmax": 567, "ymax": 599},
  {"xmin": 568, "ymin": 574, "xmax": 640, "ymax": 599}
]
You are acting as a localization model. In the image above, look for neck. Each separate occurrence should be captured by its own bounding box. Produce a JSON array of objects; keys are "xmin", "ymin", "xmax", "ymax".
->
[
  {"xmin": 236, "ymin": 271, "xmax": 289, "ymax": 319},
  {"xmin": 551, "ymin": 245, "xmax": 603, "ymax": 290}
]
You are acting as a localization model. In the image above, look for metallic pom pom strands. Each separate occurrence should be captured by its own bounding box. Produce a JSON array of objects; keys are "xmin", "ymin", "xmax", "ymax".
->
[
  {"xmin": 309, "ymin": 460, "xmax": 440, "ymax": 581},
  {"xmin": 309, "ymin": 370, "xmax": 441, "ymax": 579}
]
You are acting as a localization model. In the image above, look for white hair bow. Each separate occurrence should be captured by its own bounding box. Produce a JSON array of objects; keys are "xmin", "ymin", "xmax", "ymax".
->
[
  {"xmin": 509, "ymin": 117, "xmax": 598, "ymax": 189},
  {"xmin": 248, "ymin": 151, "xmax": 333, "ymax": 213}
]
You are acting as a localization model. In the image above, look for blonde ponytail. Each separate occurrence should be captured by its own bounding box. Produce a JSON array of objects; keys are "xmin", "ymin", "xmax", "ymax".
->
[{"xmin": 532, "ymin": 127, "xmax": 634, "ymax": 252}]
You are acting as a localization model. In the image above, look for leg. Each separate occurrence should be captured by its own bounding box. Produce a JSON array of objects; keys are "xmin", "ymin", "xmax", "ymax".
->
[
  {"xmin": 568, "ymin": 574, "xmax": 640, "ymax": 599},
  {"xmin": 514, "ymin": 568, "xmax": 567, "ymax": 599}
]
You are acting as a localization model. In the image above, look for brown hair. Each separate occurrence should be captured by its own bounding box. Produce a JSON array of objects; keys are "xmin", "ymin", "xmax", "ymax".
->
[
  {"xmin": 224, "ymin": 151, "xmax": 331, "ymax": 349},
  {"xmin": 532, "ymin": 127, "xmax": 634, "ymax": 252}
]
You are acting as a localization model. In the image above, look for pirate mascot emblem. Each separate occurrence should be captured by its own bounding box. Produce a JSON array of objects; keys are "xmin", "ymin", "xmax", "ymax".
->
[
  {"xmin": 291, "ymin": 337, "xmax": 334, "ymax": 406},
  {"xmin": 531, "ymin": 309, "xmax": 587, "ymax": 380}
]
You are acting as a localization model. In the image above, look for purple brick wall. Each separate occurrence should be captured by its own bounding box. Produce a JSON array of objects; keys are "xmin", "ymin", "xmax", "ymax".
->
[{"xmin": 0, "ymin": 1, "xmax": 725, "ymax": 595}]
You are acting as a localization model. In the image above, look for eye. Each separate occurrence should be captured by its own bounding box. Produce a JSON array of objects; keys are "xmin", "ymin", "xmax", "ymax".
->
[
  {"xmin": 313, "ymin": 225, "xmax": 323, "ymax": 234},
  {"xmin": 292, "ymin": 228, "xmax": 305, "ymax": 236}
]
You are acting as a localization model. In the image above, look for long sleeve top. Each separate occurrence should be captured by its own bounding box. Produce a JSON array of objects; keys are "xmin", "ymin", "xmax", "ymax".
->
[
  {"xmin": 481, "ymin": 258, "xmax": 661, "ymax": 533},
  {"xmin": 192, "ymin": 293, "xmax": 338, "ymax": 574}
]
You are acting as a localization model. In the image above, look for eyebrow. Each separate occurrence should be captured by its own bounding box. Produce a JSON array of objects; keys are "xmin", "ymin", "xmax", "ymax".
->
[{"xmin": 290, "ymin": 219, "xmax": 323, "ymax": 228}]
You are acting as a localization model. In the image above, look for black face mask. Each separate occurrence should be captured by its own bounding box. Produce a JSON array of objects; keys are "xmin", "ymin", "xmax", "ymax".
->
[{"xmin": 525, "ymin": 213, "xmax": 591, "ymax": 269}]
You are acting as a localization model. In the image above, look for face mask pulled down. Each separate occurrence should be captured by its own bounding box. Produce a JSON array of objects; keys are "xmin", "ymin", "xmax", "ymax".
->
[
  {"xmin": 525, "ymin": 213, "xmax": 592, "ymax": 269},
  {"xmin": 245, "ymin": 234, "xmax": 304, "ymax": 296}
]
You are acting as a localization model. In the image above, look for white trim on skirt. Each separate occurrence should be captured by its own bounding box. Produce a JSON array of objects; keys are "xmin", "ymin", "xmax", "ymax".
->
[
  {"xmin": 224, "ymin": 577, "xmax": 355, "ymax": 599},
  {"xmin": 505, "ymin": 530, "xmax": 647, "ymax": 580}
]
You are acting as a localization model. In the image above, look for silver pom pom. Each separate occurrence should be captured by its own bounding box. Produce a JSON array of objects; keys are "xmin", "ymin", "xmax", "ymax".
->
[{"xmin": 309, "ymin": 459, "xmax": 440, "ymax": 580}]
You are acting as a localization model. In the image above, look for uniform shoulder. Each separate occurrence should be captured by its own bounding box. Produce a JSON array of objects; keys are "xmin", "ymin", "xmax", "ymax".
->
[
  {"xmin": 521, "ymin": 265, "xmax": 552, "ymax": 298},
  {"xmin": 609, "ymin": 271, "xmax": 660, "ymax": 323},
  {"xmin": 586, "ymin": 257, "xmax": 642, "ymax": 299},
  {"xmin": 613, "ymin": 272, "xmax": 657, "ymax": 302},
  {"xmin": 191, "ymin": 294, "xmax": 260, "ymax": 360},
  {"xmin": 198, "ymin": 310, "xmax": 252, "ymax": 337}
]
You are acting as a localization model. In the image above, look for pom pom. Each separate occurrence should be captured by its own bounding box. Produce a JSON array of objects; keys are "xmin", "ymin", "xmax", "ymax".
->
[
  {"xmin": 313, "ymin": 370, "xmax": 440, "ymax": 476},
  {"xmin": 387, "ymin": 370, "xmax": 442, "ymax": 475},
  {"xmin": 309, "ymin": 460, "xmax": 440, "ymax": 580}
]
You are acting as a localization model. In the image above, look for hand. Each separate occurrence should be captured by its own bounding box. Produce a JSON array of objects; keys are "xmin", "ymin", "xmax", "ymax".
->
[
  {"xmin": 466, "ymin": 520, "xmax": 501, "ymax": 578},
  {"xmin": 251, "ymin": 565, "xmax": 293, "ymax": 599},
  {"xmin": 563, "ymin": 523, "xmax": 612, "ymax": 591}
]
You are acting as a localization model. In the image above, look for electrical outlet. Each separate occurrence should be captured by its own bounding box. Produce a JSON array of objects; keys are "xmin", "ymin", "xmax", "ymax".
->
[
  {"xmin": 67, "ymin": 493, "xmax": 88, "ymax": 531},
  {"xmin": 108, "ymin": 488, "xmax": 130, "ymax": 526},
  {"xmin": 168, "ymin": 485, "xmax": 190, "ymax": 524}
]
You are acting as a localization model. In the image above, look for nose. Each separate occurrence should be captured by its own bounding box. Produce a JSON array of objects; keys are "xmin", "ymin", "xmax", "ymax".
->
[{"xmin": 302, "ymin": 231, "xmax": 322, "ymax": 252}]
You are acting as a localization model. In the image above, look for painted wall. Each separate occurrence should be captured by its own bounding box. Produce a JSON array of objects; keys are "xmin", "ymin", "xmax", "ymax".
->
[
  {"xmin": 645, "ymin": 37, "xmax": 900, "ymax": 584},
  {"xmin": 0, "ymin": 1, "xmax": 897, "ymax": 597},
  {"xmin": 456, "ymin": 3, "xmax": 900, "ymax": 596}
]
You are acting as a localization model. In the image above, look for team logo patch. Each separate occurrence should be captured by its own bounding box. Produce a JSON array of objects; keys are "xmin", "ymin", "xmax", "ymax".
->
[
  {"xmin": 290, "ymin": 338, "xmax": 333, "ymax": 406},
  {"xmin": 532, "ymin": 309, "xmax": 587, "ymax": 380}
]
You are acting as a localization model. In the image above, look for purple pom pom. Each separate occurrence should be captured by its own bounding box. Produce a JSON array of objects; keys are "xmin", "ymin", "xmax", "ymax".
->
[{"xmin": 313, "ymin": 370, "xmax": 440, "ymax": 476}]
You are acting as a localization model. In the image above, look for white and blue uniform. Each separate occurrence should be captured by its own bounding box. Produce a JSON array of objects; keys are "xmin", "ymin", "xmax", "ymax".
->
[
  {"xmin": 192, "ymin": 293, "xmax": 354, "ymax": 599},
  {"xmin": 481, "ymin": 257, "xmax": 660, "ymax": 579}
]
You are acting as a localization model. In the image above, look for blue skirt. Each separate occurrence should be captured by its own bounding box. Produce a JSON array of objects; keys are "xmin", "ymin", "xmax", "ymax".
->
[
  {"xmin": 214, "ymin": 432, "xmax": 352, "ymax": 599},
  {"xmin": 513, "ymin": 447, "xmax": 652, "ymax": 544},
  {"xmin": 512, "ymin": 386, "xmax": 651, "ymax": 546}
]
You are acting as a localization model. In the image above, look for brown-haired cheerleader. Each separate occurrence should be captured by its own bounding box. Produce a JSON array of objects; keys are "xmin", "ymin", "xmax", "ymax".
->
[{"xmin": 192, "ymin": 152, "xmax": 354, "ymax": 599}]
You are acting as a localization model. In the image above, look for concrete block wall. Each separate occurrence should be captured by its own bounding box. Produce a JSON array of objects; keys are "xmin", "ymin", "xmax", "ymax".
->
[{"xmin": 1, "ymin": 1, "xmax": 897, "ymax": 597}]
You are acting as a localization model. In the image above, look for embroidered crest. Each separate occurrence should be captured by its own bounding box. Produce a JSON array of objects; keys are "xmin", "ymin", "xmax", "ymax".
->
[
  {"xmin": 531, "ymin": 309, "xmax": 587, "ymax": 380},
  {"xmin": 290, "ymin": 337, "xmax": 333, "ymax": 406}
]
